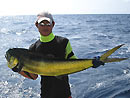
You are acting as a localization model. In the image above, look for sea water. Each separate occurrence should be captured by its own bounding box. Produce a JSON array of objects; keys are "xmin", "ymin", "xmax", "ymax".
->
[{"xmin": 0, "ymin": 14, "xmax": 130, "ymax": 98}]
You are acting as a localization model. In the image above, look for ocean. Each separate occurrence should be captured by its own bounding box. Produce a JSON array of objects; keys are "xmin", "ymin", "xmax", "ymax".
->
[{"xmin": 0, "ymin": 14, "xmax": 130, "ymax": 98}]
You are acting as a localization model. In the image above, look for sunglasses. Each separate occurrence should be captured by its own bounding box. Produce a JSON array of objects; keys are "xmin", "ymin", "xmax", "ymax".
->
[{"xmin": 38, "ymin": 22, "xmax": 51, "ymax": 26}]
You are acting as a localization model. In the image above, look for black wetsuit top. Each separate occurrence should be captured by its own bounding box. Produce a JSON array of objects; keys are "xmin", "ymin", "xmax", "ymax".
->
[{"xmin": 29, "ymin": 36, "xmax": 73, "ymax": 98}]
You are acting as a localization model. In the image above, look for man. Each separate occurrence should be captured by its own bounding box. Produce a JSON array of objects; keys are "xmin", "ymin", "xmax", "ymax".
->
[{"xmin": 12, "ymin": 11, "xmax": 104, "ymax": 98}]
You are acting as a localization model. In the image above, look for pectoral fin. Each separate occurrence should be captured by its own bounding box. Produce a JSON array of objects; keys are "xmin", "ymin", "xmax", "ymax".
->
[{"xmin": 17, "ymin": 62, "xmax": 24, "ymax": 72}]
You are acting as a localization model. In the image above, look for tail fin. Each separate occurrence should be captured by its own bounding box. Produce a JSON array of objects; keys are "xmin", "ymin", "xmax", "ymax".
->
[
  {"xmin": 100, "ymin": 44, "xmax": 125, "ymax": 62},
  {"xmin": 103, "ymin": 58, "xmax": 128, "ymax": 63}
]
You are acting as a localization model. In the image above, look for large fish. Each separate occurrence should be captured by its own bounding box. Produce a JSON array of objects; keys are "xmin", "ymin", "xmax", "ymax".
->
[{"xmin": 5, "ymin": 44, "xmax": 128, "ymax": 76}]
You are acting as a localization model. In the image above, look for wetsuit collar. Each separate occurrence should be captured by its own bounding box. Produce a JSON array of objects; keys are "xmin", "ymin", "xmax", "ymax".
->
[{"xmin": 40, "ymin": 33, "xmax": 55, "ymax": 42}]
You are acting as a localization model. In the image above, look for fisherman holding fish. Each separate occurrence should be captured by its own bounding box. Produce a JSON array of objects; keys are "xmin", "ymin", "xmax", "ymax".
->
[{"xmin": 8, "ymin": 11, "xmax": 105, "ymax": 98}]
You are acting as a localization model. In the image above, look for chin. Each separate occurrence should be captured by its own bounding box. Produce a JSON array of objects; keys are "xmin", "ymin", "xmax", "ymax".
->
[{"xmin": 40, "ymin": 32, "xmax": 51, "ymax": 36}]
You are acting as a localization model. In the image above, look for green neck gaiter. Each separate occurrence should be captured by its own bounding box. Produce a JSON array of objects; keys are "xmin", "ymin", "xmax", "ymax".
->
[{"xmin": 40, "ymin": 33, "xmax": 55, "ymax": 42}]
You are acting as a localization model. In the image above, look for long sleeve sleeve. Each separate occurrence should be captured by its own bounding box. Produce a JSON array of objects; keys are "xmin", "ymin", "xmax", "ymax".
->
[{"xmin": 65, "ymin": 41, "xmax": 77, "ymax": 59}]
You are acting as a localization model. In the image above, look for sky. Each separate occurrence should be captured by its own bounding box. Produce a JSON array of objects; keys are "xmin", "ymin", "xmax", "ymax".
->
[{"xmin": 0, "ymin": 0, "xmax": 130, "ymax": 16}]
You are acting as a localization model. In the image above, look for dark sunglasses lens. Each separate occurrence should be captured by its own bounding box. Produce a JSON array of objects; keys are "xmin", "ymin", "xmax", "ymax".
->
[{"xmin": 39, "ymin": 23, "xmax": 51, "ymax": 26}]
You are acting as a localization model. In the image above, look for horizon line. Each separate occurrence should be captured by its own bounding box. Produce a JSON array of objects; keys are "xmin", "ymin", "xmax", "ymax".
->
[{"xmin": 0, "ymin": 13, "xmax": 130, "ymax": 16}]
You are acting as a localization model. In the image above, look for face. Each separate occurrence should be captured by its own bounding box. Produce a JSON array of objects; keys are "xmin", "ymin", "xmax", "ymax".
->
[{"xmin": 36, "ymin": 20, "xmax": 54, "ymax": 36}]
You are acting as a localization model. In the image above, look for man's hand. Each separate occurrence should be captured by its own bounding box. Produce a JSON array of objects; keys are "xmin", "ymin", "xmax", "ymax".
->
[{"xmin": 92, "ymin": 56, "xmax": 105, "ymax": 68}]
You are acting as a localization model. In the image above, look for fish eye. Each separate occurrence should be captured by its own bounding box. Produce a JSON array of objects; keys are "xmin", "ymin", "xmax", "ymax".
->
[
  {"xmin": 5, "ymin": 53, "xmax": 11, "ymax": 62},
  {"xmin": 5, "ymin": 54, "xmax": 8, "ymax": 59},
  {"xmin": 5, "ymin": 54, "xmax": 7, "ymax": 58}
]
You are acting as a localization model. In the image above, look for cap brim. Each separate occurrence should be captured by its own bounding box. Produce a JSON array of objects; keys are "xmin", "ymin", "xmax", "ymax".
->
[{"xmin": 38, "ymin": 17, "xmax": 52, "ymax": 24}]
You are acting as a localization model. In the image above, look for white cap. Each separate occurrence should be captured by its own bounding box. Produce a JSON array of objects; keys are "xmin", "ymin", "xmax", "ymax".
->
[{"xmin": 37, "ymin": 11, "xmax": 54, "ymax": 24}]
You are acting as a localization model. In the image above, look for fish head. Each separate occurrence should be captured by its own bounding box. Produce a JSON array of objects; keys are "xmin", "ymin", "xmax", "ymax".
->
[{"xmin": 5, "ymin": 48, "xmax": 19, "ymax": 69}]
